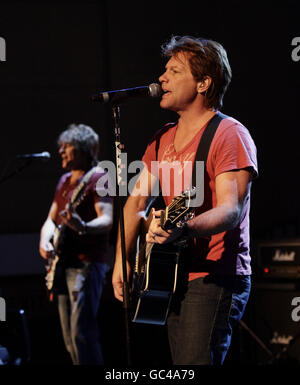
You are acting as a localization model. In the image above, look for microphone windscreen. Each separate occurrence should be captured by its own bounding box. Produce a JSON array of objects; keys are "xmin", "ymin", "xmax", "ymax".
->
[
  {"xmin": 41, "ymin": 151, "xmax": 51, "ymax": 158},
  {"xmin": 149, "ymin": 83, "xmax": 162, "ymax": 98}
]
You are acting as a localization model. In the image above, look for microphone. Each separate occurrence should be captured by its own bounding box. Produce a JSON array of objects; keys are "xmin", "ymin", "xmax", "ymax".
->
[
  {"xmin": 16, "ymin": 151, "xmax": 51, "ymax": 160},
  {"xmin": 90, "ymin": 83, "xmax": 162, "ymax": 104}
]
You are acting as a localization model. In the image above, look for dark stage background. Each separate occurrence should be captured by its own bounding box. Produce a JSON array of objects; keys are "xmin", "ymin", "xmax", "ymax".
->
[{"xmin": 0, "ymin": 0, "xmax": 300, "ymax": 367}]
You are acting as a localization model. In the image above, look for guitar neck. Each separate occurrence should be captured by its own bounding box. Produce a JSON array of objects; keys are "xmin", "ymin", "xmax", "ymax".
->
[{"xmin": 160, "ymin": 210, "xmax": 166, "ymax": 230}]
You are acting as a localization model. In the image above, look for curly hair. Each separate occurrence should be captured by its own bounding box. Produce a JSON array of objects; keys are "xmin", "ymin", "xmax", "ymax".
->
[
  {"xmin": 161, "ymin": 35, "xmax": 232, "ymax": 110},
  {"xmin": 58, "ymin": 124, "xmax": 99, "ymax": 161}
]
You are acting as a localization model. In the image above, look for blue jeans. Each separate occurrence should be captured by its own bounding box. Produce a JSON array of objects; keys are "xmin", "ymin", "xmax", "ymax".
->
[
  {"xmin": 167, "ymin": 274, "xmax": 251, "ymax": 365},
  {"xmin": 57, "ymin": 261, "xmax": 109, "ymax": 365}
]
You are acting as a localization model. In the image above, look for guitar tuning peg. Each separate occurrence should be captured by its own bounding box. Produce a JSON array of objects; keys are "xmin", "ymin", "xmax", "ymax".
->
[{"xmin": 185, "ymin": 212, "xmax": 194, "ymax": 220}]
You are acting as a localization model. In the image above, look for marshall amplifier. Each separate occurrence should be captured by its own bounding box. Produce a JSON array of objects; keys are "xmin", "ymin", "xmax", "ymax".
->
[{"xmin": 256, "ymin": 239, "xmax": 300, "ymax": 279}]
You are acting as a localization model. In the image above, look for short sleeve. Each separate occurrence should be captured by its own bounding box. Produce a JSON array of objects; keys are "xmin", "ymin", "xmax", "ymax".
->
[{"xmin": 208, "ymin": 120, "xmax": 258, "ymax": 180}]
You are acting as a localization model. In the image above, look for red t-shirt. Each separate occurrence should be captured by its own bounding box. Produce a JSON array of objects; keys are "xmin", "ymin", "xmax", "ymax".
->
[
  {"xmin": 54, "ymin": 168, "xmax": 112, "ymax": 263},
  {"xmin": 142, "ymin": 115, "xmax": 258, "ymax": 279}
]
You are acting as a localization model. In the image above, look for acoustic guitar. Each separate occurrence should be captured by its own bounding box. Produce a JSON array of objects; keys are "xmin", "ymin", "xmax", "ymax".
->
[{"xmin": 132, "ymin": 187, "xmax": 195, "ymax": 325}]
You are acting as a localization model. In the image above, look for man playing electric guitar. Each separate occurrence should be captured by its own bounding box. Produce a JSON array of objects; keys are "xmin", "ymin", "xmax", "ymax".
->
[{"xmin": 39, "ymin": 124, "xmax": 113, "ymax": 365}]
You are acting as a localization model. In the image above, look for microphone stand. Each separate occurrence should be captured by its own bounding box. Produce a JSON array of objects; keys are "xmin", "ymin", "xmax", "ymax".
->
[
  {"xmin": 112, "ymin": 105, "xmax": 132, "ymax": 366},
  {"xmin": 0, "ymin": 158, "xmax": 33, "ymax": 185}
]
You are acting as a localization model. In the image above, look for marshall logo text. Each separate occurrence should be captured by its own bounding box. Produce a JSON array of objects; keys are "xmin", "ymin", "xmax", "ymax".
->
[{"xmin": 272, "ymin": 249, "xmax": 296, "ymax": 262}]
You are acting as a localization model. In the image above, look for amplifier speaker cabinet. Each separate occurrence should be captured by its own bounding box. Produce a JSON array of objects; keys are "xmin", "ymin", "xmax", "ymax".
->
[
  {"xmin": 250, "ymin": 281, "xmax": 300, "ymax": 364},
  {"xmin": 256, "ymin": 239, "xmax": 300, "ymax": 279}
]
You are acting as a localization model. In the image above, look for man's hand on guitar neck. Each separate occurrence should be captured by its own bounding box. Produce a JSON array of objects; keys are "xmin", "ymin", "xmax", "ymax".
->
[
  {"xmin": 146, "ymin": 209, "xmax": 183, "ymax": 245},
  {"xmin": 39, "ymin": 240, "xmax": 55, "ymax": 260}
]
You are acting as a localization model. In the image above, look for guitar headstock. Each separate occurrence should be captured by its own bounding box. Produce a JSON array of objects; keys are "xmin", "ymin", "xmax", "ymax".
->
[{"xmin": 161, "ymin": 187, "xmax": 196, "ymax": 230}]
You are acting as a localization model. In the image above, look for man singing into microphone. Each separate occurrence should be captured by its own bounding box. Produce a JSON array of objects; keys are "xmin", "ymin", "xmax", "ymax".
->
[
  {"xmin": 112, "ymin": 35, "xmax": 258, "ymax": 365},
  {"xmin": 39, "ymin": 123, "xmax": 113, "ymax": 365}
]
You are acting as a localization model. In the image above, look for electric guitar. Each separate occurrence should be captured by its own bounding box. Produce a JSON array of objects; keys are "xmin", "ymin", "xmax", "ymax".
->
[
  {"xmin": 132, "ymin": 187, "xmax": 196, "ymax": 325},
  {"xmin": 45, "ymin": 165, "xmax": 99, "ymax": 294},
  {"xmin": 45, "ymin": 181, "xmax": 87, "ymax": 293}
]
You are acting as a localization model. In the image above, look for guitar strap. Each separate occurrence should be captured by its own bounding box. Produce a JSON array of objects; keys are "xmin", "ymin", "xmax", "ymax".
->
[
  {"xmin": 191, "ymin": 111, "xmax": 227, "ymax": 188},
  {"xmin": 69, "ymin": 162, "xmax": 101, "ymax": 206},
  {"xmin": 154, "ymin": 111, "xmax": 228, "ymax": 207}
]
